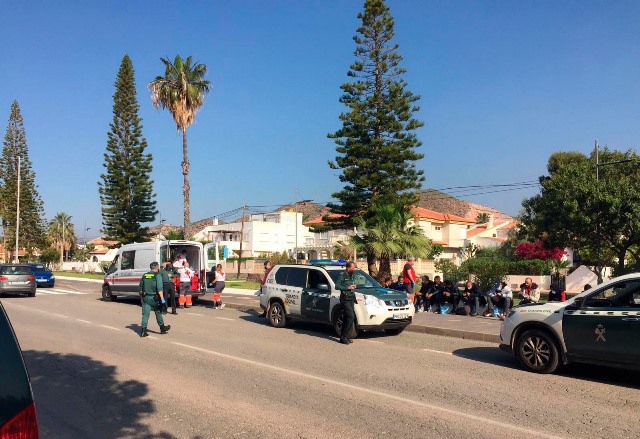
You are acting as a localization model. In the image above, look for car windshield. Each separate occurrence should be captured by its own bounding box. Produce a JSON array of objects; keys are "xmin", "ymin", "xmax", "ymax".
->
[
  {"xmin": 1, "ymin": 266, "xmax": 32, "ymax": 275},
  {"xmin": 327, "ymin": 269, "xmax": 381, "ymax": 288}
]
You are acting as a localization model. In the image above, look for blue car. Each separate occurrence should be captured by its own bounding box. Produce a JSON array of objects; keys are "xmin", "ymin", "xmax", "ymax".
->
[{"xmin": 27, "ymin": 263, "xmax": 55, "ymax": 288}]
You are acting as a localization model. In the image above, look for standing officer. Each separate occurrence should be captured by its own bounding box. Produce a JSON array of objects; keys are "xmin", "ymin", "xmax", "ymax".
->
[
  {"xmin": 335, "ymin": 261, "xmax": 358, "ymax": 345},
  {"xmin": 139, "ymin": 262, "xmax": 171, "ymax": 338},
  {"xmin": 160, "ymin": 260, "xmax": 178, "ymax": 315}
]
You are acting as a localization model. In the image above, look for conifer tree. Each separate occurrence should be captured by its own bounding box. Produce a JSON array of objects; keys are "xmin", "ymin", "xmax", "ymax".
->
[
  {"xmin": 327, "ymin": 0, "xmax": 425, "ymax": 275},
  {"xmin": 99, "ymin": 55, "xmax": 157, "ymax": 243},
  {"xmin": 0, "ymin": 100, "xmax": 47, "ymax": 259}
]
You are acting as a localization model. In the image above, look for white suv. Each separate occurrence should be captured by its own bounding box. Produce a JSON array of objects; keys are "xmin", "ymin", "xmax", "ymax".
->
[{"xmin": 260, "ymin": 263, "xmax": 414, "ymax": 338}]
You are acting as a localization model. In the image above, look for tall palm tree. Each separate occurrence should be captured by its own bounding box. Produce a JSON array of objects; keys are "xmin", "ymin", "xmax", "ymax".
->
[
  {"xmin": 149, "ymin": 55, "xmax": 211, "ymax": 239},
  {"xmin": 352, "ymin": 204, "xmax": 432, "ymax": 281},
  {"xmin": 48, "ymin": 212, "xmax": 76, "ymax": 267}
]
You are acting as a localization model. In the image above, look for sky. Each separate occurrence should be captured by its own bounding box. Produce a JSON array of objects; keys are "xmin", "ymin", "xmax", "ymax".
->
[{"xmin": 1, "ymin": 0, "xmax": 640, "ymax": 239}]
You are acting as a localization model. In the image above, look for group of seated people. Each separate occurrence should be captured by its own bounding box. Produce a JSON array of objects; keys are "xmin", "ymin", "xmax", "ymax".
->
[{"xmin": 386, "ymin": 275, "xmax": 566, "ymax": 320}]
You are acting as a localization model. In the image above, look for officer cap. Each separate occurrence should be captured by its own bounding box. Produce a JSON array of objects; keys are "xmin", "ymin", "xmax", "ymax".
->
[{"xmin": 150, "ymin": 261, "xmax": 159, "ymax": 268}]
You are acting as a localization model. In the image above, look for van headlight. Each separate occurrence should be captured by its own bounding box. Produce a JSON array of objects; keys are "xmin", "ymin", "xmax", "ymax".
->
[{"xmin": 362, "ymin": 295, "xmax": 384, "ymax": 307}]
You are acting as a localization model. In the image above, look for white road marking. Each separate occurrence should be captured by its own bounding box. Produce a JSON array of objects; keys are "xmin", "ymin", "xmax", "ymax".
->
[
  {"xmin": 51, "ymin": 313, "xmax": 68, "ymax": 318},
  {"xmin": 215, "ymin": 317, "xmax": 234, "ymax": 321},
  {"xmin": 76, "ymin": 319, "xmax": 92, "ymax": 324},
  {"xmin": 38, "ymin": 290, "xmax": 67, "ymax": 295},
  {"xmin": 359, "ymin": 339, "xmax": 383, "ymax": 344},
  {"xmin": 49, "ymin": 289, "xmax": 89, "ymax": 295},
  {"xmin": 186, "ymin": 312, "xmax": 204, "ymax": 316},
  {"xmin": 422, "ymin": 348, "xmax": 453, "ymax": 355},
  {"xmin": 172, "ymin": 341, "xmax": 564, "ymax": 439},
  {"xmin": 99, "ymin": 324, "xmax": 121, "ymax": 331}
]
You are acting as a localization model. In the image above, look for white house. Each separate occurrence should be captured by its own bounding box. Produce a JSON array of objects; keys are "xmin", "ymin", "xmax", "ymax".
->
[{"xmin": 465, "ymin": 216, "xmax": 518, "ymax": 248}]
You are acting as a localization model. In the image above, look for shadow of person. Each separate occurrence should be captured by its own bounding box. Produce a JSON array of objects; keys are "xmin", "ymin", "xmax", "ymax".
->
[{"xmin": 22, "ymin": 350, "xmax": 177, "ymax": 439}]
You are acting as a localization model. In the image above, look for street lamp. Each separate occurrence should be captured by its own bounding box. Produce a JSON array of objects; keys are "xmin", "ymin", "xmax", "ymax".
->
[{"xmin": 82, "ymin": 226, "xmax": 90, "ymax": 273}]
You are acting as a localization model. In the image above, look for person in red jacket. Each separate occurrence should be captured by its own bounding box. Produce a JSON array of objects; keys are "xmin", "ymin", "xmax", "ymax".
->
[{"xmin": 402, "ymin": 257, "xmax": 417, "ymax": 299}]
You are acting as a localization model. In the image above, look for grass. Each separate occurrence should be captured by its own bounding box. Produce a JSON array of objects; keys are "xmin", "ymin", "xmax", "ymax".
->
[{"xmin": 53, "ymin": 271, "xmax": 104, "ymax": 280}]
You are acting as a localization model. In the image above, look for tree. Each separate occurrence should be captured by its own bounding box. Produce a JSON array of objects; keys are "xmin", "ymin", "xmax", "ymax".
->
[
  {"xmin": 327, "ymin": 0, "xmax": 424, "ymax": 271},
  {"xmin": 48, "ymin": 213, "xmax": 76, "ymax": 267},
  {"xmin": 40, "ymin": 247, "xmax": 60, "ymax": 267},
  {"xmin": 351, "ymin": 204, "xmax": 432, "ymax": 281},
  {"xmin": 149, "ymin": 55, "xmax": 211, "ymax": 239},
  {"xmin": 520, "ymin": 148, "xmax": 640, "ymax": 280},
  {"xmin": 514, "ymin": 240, "xmax": 566, "ymax": 261},
  {"xmin": 0, "ymin": 100, "xmax": 47, "ymax": 260},
  {"xmin": 476, "ymin": 212, "xmax": 490, "ymax": 224},
  {"xmin": 99, "ymin": 55, "xmax": 157, "ymax": 244}
]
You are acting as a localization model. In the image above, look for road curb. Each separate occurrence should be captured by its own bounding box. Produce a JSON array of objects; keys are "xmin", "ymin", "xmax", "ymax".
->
[{"xmin": 56, "ymin": 276, "xmax": 103, "ymax": 284}]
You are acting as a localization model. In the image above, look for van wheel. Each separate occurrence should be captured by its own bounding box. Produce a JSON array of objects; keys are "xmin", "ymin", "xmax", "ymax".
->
[
  {"xmin": 516, "ymin": 329, "xmax": 560, "ymax": 374},
  {"xmin": 102, "ymin": 285, "xmax": 117, "ymax": 302},
  {"xmin": 268, "ymin": 302, "xmax": 287, "ymax": 328},
  {"xmin": 334, "ymin": 307, "xmax": 358, "ymax": 339},
  {"xmin": 384, "ymin": 327, "xmax": 405, "ymax": 336}
]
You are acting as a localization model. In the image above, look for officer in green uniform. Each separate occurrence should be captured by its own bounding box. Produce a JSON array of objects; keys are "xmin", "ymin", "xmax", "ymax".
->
[
  {"xmin": 335, "ymin": 261, "xmax": 359, "ymax": 345},
  {"xmin": 160, "ymin": 261, "xmax": 177, "ymax": 315},
  {"xmin": 139, "ymin": 262, "xmax": 171, "ymax": 338}
]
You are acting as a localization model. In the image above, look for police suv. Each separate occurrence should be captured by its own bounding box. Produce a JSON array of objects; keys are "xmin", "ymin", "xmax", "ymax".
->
[
  {"xmin": 500, "ymin": 273, "xmax": 640, "ymax": 374},
  {"xmin": 260, "ymin": 261, "xmax": 414, "ymax": 338}
]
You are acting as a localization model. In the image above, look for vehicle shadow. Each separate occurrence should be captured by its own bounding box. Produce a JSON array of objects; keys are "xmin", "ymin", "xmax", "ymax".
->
[
  {"xmin": 22, "ymin": 350, "xmax": 177, "ymax": 438},
  {"xmin": 453, "ymin": 347, "xmax": 640, "ymax": 388}
]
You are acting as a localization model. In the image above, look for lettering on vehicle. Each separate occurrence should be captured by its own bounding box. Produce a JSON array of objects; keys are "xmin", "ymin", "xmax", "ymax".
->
[
  {"xmin": 595, "ymin": 324, "xmax": 606, "ymax": 342},
  {"xmin": 519, "ymin": 309, "xmax": 552, "ymax": 313},
  {"xmin": 285, "ymin": 294, "xmax": 297, "ymax": 305}
]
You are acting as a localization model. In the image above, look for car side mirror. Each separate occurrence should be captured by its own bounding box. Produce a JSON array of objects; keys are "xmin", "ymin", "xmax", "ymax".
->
[
  {"xmin": 317, "ymin": 283, "xmax": 330, "ymax": 291},
  {"xmin": 573, "ymin": 297, "xmax": 584, "ymax": 308}
]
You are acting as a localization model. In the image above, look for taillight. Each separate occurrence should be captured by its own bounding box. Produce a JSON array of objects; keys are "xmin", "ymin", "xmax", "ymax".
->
[
  {"xmin": 0, "ymin": 401, "xmax": 39, "ymax": 439},
  {"xmin": 0, "ymin": 276, "xmax": 7, "ymax": 281},
  {"xmin": 27, "ymin": 276, "xmax": 36, "ymax": 281}
]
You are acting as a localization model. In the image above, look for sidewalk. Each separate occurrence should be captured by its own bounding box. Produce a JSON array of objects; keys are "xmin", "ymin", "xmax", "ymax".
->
[{"xmin": 217, "ymin": 292, "xmax": 502, "ymax": 343}]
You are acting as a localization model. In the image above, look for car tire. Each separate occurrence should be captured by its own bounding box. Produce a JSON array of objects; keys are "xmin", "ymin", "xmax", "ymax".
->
[
  {"xmin": 268, "ymin": 302, "xmax": 287, "ymax": 328},
  {"xmin": 384, "ymin": 327, "xmax": 405, "ymax": 336},
  {"xmin": 515, "ymin": 329, "xmax": 560, "ymax": 374},
  {"xmin": 28, "ymin": 292, "xmax": 36, "ymax": 297},
  {"xmin": 333, "ymin": 307, "xmax": 358, "ymax": 339},
  {"xmin": 102, "ymin": 285, "xmax": 117, "ymax": 302}
]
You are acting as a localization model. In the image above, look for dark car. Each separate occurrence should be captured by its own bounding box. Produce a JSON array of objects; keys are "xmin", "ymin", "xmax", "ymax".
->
[
  {"xmin": 0, "ymin": 301, "xmax": 39, "ymax": 437},
  {"xmin": 27, "ymin": 263, "xmax": 55, "ymax": 288},
  {"xmin": 0, "ymin": 265, "xmax": 37, "ymax": 297}
]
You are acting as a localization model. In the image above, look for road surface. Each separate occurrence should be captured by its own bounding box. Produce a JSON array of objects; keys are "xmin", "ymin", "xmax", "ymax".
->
[{"xmin": 2, "ymin": 279, "xmax": 639, "ymax": 439}]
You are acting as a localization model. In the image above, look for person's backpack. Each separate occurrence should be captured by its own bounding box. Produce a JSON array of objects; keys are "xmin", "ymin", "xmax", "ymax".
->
[{"xmin": 455, "ymin": 305, "xmax": 471, "ymax": 315}]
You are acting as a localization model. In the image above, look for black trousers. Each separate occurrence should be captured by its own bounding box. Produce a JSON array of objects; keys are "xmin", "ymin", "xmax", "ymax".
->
[
  {"xmin": 163, "ymin": 282, "xmax": 177, "ymax": 314},
  {"xmin": 341, "ymin": 298, "xmax": 355, "ymax": 339}
]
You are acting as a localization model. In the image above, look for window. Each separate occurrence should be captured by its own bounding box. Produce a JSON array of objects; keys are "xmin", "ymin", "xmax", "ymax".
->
[
  {"xmin": 286, "ymin": 267, "xmax": 308, "ymax": 288},
  {"xmin": 134, "ymin": 249, "xmax": 155, "ymax": 269},
  {"xmin": 585, "ymin": 280, "xmax": 640, "ymax": 308},
  {"xmin": 319, "ymin": 231, "xmax": 329, "ymax": 241},
  {"xmin": 275, "ymin": 267, "xmax": 290, "ymax": 285},
  {"xmin": 0, "ymin": 266, "xmax": 32, "ymax": 275},
  {"xmin": 434, "ymin": 226, "xmax": 442, "ymax": 231},
  {"xmin": 121, "ymin": 251, "xmax": 135, "ymax": 270},
  {"xmin": 307, "ymin": 270, "xmax": 329, "ymax": 289}
]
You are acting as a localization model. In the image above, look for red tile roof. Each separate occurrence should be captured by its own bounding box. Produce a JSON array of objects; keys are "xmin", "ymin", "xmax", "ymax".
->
[{"xmin": 411, "ymin": 207, "xmax": 475, "ymax": 224}]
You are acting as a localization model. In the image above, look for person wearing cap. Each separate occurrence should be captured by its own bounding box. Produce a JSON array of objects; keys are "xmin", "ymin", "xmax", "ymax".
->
[
  {"xmin": 138, "ymin": 262, "xmax": 171, "ymax": 337},
  {"xmin": 485, "ymin": 281, "xmax": 512, "ymax": 319}
]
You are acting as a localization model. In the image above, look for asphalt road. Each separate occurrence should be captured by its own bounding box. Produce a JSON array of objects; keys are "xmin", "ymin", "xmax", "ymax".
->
[{"xmin": 2, "ymin": 278, "xmax": 639, "ymax": 439}]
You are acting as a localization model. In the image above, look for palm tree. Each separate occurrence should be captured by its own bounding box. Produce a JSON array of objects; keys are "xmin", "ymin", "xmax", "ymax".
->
[
  {"xmin": 149, "ymin": 55, "xmax": 211, "ymax": 239},
  {"xmin": 48, "ymin": 213, "xmax": 76, "ymax": 268},
  {"xmin": 352, "ymin": 204, "xmax": 432, "ymax": 281},
  {"xmin": 476, "ymin": 212, "xmax": 490, "ymax": 224}
]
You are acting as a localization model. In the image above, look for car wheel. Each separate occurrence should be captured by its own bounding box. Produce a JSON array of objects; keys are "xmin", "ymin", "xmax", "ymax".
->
[
  {"xmin": 268, "ymin": 302, "xmax": 287, "ymax": 328},
  {"xmin": 102, "ymin": 285, "xmax": 117, "ymax": 302},
  {"xmin": 333, "ymin": 307, "xmax": 358, "ymax": 339},
  {"xmin": 515, "ymin": 329, "xmax": 560, "ymax": 374},
  {"xmin": 384, "ymin": 327, "xmax": 405, "ymax": 336},
  {"xmin": 28, "ymin": 292, "xmax": 36, "ymax": 297}
]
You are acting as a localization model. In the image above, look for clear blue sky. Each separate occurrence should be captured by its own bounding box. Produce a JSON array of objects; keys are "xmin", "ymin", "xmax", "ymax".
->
[{"xmin": 2, "ymin": 0, "xmax": 640, "ymax": 238}]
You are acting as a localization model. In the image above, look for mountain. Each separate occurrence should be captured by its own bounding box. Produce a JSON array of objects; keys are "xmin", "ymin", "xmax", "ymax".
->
[{"xmin": 415, "ymin": 189, "xmax": 515, "ymax": 223}]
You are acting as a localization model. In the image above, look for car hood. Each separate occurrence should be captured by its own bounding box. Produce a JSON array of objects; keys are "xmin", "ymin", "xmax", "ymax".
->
[
  {"xmin": 515, "ymin": 301, "xmax": 568, "ymax": 312},
  {"xmin": 355, "ymin": 287, "xmax": 408, "ymax": 301}
]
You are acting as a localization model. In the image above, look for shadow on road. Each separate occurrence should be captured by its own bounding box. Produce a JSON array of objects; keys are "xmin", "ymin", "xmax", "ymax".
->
[
  {"xmin": 453, "ymin": 346, "xmax": 640, "ymax": 388},
  {"xmin": 22, "ymin": 350, "xmax": 176, "ymax": 439}
]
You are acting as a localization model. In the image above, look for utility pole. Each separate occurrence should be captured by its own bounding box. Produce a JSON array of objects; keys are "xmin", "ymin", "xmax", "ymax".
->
[
  {"xmin": 14, "ymin": 156, "xmax": 21, "ymax": 263},
  {"xmin": 294, "ymin": 190, "xmax": 299, "ymax": 264},
  {"xmin": 82, "ymin": 223, "xmax": 90, "ymax": 273},
  {"xmin": 237, "ymin": 203, "xmax": 246, "ymax": 278}
]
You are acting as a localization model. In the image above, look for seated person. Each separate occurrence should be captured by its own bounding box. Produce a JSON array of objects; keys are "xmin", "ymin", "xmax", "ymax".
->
[
  {"xmin": 519, "ymin": 278, "xmax": 540, "ymax": 304},
  {"xmin": 437, "ymin": 279, "xmax": 458, "ymax": 314},
  {"xmin": 425, "ymin": 275, "xmax": 444, "ymax": 312},
  {"xmin": 393, "ymin": 275, "xmax": 406, "ymax": 292},
  {"xmin": 382, "ymin": 277, "xmax": 393, "ymax": 288},
  {"xmin": 547, "ymin": 283, "xmax": 567, "ymax": 302},
  {"xmin": 460, "ymin": 280, "xmax": 482, "ymax": 316},
  {"xmin": 414, "ymin": 275, "xmax": 430, "ymax": 313},
  {"xmin": 486, "ymin": 281, "xmax": 512, "ymax": 319}
]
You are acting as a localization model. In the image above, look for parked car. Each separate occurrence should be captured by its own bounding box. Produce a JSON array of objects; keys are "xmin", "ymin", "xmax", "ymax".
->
[
  {"xmin": 0, "ymin": 301, "xmax": 39, "ymax": 437},
  {"xmin": 27, "ymin": 263, "xmax": 55, "ymax": 288},
  {"xmin": 259, "ymin": 261, "xmax": 414, "ymax": 337},
  {"xmin": 0, "ymin": 265, "xmax": 37, "ymax": 297},
  {"xmin": 500, "ymin": 273, "xmax": 640, "ymax": 374}
]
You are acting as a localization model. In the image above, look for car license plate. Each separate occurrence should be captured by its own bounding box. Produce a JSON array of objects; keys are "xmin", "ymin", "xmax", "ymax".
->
[
  {"xmin": 10, "ymin": 281, "xmax": 28, "ymax": 285},
  {"xmin": 37, "ymin": 279, "xmax": 46, "ymax": 282},
  {"xmin": 393, "ymin": 313, "xmax": 409, "ymax": 319}
]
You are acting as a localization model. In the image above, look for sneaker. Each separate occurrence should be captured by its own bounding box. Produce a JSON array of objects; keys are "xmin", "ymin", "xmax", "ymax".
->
[
  {"xmin": 220, "ymin": 303, "xmax": 226, "ymax": 309},
  {"xmin": 482, "ymin": 310, "xmax": 491, "ymax": 317},
  {"xmin": 498, "ymin": 314, "xmax": 506, "ymax": 321}
]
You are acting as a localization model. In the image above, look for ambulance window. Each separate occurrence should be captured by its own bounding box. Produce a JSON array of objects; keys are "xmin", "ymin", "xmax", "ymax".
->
[
  {"xmin": 307, "ymin": 270, "xmax": 329, "ymax": 289},
  {"xmin": 121, "ymin": 251, "xmax": 135, "ymax": 270},
  {"xmin": 286, "ymin": 267, "xmax": 308, "ymax": 288}
]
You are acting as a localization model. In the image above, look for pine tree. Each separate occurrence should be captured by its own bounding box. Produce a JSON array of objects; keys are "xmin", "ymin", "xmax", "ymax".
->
[
  {"xmin": 327, "ymin": 0, "xmax": 424, "ymax": 274},
  {"xmin": 99, "ymin": 55, "xmax": 157, "ymax": 244},
  {"xmin": 0, "ymin": 100, "xmax": 47, "ymax": 259}
]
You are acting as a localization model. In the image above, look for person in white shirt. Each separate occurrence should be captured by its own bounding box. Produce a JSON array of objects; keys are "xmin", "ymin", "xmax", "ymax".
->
[
  {"xmin": 176, "ymin": 259, "xmax": 194, "ymax": 308},
  {"xmin": 485, "ymin": 281, "xmax": 512, "ymax": 319},
  {"xmin": 212, "ymin": 264, "xmax": 226, "ymax": 309}
]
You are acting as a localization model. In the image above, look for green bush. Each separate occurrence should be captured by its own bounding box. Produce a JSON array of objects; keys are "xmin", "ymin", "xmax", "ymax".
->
[
  {"xmin": 461, "ymin": 257, "xmax": 510, "ymax": 291},
  {"xmin": 509, "ymin": 259, "xmax": 553, "ymax": 275}
]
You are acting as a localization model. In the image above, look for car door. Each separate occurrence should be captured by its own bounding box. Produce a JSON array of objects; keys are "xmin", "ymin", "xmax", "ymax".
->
[
  {"xmin": 301, "ymin": 268, "xmax": 332, "ymax": 321},
  {"xmin": 203, "ymin": 242, "xmax": 219, "ymax": 288},
  {"xmin": 282, "ymin": 267, "xmax": 306, "ymax": 317},
  {"xmin": 563, "ymin": 279, "xmax": 640, "ymax": 365}
]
